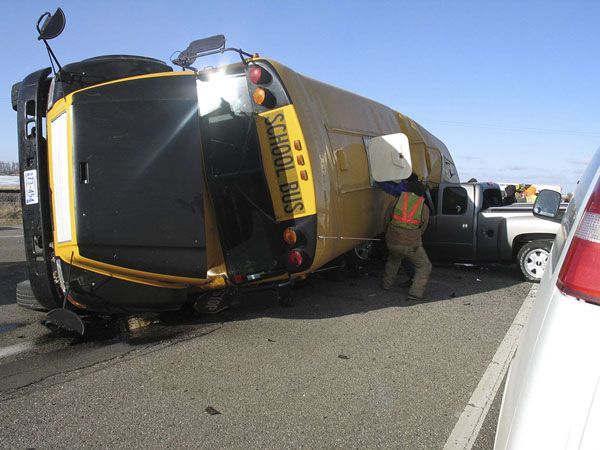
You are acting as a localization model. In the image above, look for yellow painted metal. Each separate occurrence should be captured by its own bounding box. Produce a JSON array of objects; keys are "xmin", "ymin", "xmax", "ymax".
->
[
  {"xmin": 255, "ymin": 105, "xmax": 316, "ymax": 221},
  {"xmin": 259, "ymin": 58, "xmax": 457, "ymax": 272}
]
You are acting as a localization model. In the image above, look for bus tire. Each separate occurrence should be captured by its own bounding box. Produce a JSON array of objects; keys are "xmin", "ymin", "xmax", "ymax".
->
[{"xmin": 16, "ymin": 280, "xmax": 50, "ymax": 311}]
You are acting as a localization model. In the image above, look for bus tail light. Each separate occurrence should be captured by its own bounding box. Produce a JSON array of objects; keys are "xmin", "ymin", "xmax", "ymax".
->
[
  {"xmin": 288, "ymin": 250, "xmax": 303, "ymax": 267},
  {"xmin": 557, "ymin": 176, "xmax": 600, "ymax": 304},
  {"xmin": 252, "ymin": 87, "xmax": 269, "ymax": 105},
  {"xmin": 233, "ymin": 274, "xmax": 245, "ymax": 284},
  {"xmin": 248, "ymin": 65, "xmax": 269, "ymax": 84},
  {"xmin": 283, "ymin": 227, "xmax": 297, "ymax": 245}
]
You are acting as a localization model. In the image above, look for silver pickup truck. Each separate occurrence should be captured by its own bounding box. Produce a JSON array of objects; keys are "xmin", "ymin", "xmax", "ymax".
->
[{"xmin": 422, "ymin": 182, "xmax": 564, "ymax": 281}]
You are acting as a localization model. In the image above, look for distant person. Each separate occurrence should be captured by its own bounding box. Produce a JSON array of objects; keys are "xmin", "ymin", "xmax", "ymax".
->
[
  {"xmin": 379, "ymin": 176, "xmax": 431, "ymax": 301},
  {"xmin": 515, "ymin": 184, "xmax": 526, "ymax": 203},
  {"xmin": 503, "ymin": 184, "xmax": 517, "ymax": 206},
  {"xmin": 562, "ymin": 192, "xmax": 573, "ymax": 203},
  {"xmin": 524, "ymin": 185, "xmax": 538, "ymax": 203}
]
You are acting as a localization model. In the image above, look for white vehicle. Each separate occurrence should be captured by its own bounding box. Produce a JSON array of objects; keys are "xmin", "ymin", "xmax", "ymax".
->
[{"xmin": 495, "ymin": 146, "xmax": 600, "ymax": 449}]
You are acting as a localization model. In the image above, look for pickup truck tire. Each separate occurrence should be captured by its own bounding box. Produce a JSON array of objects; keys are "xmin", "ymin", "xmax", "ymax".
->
[
  {"xmin": 517, "ymin": 240, "xmax": 552, "ymax": 282},
  {"xmin": 16, "ymin": 280, "xmax": 50, "ymax": 311}
]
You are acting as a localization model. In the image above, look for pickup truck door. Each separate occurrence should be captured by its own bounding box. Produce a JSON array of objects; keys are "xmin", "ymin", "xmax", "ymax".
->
[{"xmin": 424, "ymin": 183, "xmax": 476, "ymax": 261}]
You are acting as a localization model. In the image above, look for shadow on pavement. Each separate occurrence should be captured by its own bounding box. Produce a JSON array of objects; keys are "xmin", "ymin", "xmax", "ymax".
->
[
  {"xmin": 4, "ymin": 262, "xmax": 528, "ymax": 348},
  {"xmin": 149, "ymin": 262, "xmax": 527, "ymax": 329}
]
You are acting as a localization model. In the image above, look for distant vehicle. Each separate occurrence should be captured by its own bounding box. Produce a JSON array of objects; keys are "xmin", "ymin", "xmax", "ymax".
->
[
  {"xmin": 494, "ymin": 146, "xmax": 600, "ymax": 449},
  {"xmin": 422, "ymin": 182, "xmax": 566, "ymax": 281},
  {"xmin": 12, "ymin": 9, "xmax": 458, "ymax": 331}
]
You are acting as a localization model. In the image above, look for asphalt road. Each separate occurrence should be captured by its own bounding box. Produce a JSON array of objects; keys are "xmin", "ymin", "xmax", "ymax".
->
[{"xmin": 0, "ymin": 230, "xmax": 531, "ymax": 449}]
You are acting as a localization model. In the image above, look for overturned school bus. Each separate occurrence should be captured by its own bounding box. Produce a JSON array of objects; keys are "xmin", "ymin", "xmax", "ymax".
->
[{"xmin": 12, "ymin": 9, "xmax": 458, "ymax": 328}]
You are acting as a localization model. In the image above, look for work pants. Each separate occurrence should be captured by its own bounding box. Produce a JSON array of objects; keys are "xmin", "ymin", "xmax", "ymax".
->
[{"xmin": 383, "ymin": 243, "xmax": 432, "ymax": 298}]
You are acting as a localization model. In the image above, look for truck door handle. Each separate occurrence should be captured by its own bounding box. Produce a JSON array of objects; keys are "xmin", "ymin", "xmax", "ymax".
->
[{"xmin": 485, "ymin": 229, "xmax": 494, "ymax": 238}]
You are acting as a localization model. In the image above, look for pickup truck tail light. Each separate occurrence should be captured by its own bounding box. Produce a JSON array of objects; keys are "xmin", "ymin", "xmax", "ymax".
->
[{"xmin": 557, "ymin": 176, "xmax": 600, "ymax": 304}]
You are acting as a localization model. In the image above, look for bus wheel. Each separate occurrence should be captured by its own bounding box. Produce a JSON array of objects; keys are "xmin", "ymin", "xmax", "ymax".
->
[
  {"xmin": 16, "ymin": 280, "xmax": 50, "ymax": 311},
  {"xmin": 277, "ymin": 286, "xmax": 294, "ymax": 307}
]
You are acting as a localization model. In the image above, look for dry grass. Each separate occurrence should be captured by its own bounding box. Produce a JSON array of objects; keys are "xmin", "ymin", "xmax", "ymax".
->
[{"xmin": 0, "ymin": 192, "xmax": 21, "ymax": 225}]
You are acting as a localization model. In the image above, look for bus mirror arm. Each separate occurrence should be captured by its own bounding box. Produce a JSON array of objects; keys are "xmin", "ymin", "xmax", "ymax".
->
[{"xmin": 172, "ymin": 46, "xmax": 255, "ymax": 69}]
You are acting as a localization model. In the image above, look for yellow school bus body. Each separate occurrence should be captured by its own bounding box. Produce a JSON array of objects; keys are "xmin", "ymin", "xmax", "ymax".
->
[
  {"xmin": 266, "ymin": 59, "xmax": 458, "ymax": 272},
  {"xmin": 44, "ymin": 58, "xmax": 457, "ymax": 309}
]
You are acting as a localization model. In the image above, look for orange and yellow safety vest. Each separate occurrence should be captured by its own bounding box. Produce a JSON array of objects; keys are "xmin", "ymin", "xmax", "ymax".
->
[{"xmin": 391, "ymin": 192, "xmax": 424, "ymax": 230}]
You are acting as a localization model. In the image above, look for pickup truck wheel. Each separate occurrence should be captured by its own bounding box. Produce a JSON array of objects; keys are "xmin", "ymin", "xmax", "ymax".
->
[{"xmin": 517, "ymin": 240, "xmax": 552, "ymax": 282}]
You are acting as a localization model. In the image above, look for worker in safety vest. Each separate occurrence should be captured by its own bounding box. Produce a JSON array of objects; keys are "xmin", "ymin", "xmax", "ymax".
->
[{"xmin": 379, "ymin": 177, "xmax": 432, "ymax": 301}]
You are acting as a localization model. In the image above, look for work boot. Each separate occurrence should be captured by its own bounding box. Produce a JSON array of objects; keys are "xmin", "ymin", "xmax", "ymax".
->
[{"xmin": 406, "ymin": 294, "xmax": 426, "ymax": 302}]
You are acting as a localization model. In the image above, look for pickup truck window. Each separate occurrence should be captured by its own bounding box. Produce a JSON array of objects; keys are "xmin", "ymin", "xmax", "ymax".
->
[
  {"xmin": 442, "ymin": 187, "xmax": 468, "ymax": 215},
  {"xmin": 482, "ymin": 188, "xmax": 503, "ymax": 209}
]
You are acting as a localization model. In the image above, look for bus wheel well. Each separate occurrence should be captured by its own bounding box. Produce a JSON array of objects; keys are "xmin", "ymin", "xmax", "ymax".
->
[{"xmin": 512, "ymin": 233, "xmax": 555, "ymax": 261}]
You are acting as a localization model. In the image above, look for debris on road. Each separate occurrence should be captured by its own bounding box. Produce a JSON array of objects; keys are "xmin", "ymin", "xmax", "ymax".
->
[
  {"xmin": 127, "ymin": 317, "xmax": 154, "ymax": 331},
  {"xmin": 338, "ymin": 354, "xmax": 350, "ymax": 360},
  {"xmin": 205, "ymin": 406, "xmax": 221, "ymax": 415}
]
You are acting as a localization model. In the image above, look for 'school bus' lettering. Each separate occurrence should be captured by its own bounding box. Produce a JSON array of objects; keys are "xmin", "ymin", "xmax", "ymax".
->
[
  {"xmin": 257, "ymin": 106, "xmax": 315, "ymax": 221},
  {"xmin": 264, "ymin": 112, "xmax": 304, "ymax": 214}
]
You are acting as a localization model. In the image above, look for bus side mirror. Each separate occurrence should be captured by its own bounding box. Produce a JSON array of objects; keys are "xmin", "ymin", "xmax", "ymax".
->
[
  {"xmin": 37, "ymin": 8, "xmax": 66, "ymax": 41},
  {"xmin": 533, "ymin": 189, "xmax": 561, "ymax": 221}
]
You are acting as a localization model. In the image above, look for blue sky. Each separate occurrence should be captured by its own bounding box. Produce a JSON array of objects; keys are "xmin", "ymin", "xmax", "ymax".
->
[{"xmin": 1, "ymin": 1, "xmax": 598, "ymax": 193}]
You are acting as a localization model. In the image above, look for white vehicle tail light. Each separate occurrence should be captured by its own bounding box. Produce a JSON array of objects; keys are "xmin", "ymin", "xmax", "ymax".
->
[{"xmin": 557, "ymin": 176, "xmax": 600, "ymax": 303}]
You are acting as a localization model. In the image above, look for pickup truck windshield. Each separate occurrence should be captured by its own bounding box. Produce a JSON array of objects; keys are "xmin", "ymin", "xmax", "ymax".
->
[{"xmin": 197, "ymin": 73, "xmax": 285, "ymax": 281}]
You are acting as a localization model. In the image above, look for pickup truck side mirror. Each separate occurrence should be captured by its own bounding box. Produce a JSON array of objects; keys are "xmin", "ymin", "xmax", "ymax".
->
[{"xmin": 533, "ymin": 189, "xmax": 561, "ymax": 221}]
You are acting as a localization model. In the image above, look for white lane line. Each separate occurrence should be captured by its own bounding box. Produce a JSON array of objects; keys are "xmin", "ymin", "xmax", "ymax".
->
[
  {"xmin": 0, "ymin": 235, "xmax": 24, "ymax": 239},
  {"xmin": 443, "ymin": 284, "xmax": 538, "ymax": 450},
  {"xmin": 0, "ymin": 341, "xmax": 35, "ymax": 360}
]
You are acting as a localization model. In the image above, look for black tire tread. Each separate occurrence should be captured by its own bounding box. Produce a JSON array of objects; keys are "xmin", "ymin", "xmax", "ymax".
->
[{"xmin": 16, "ymin": 280, "xmax": 50, "ymax": 311}]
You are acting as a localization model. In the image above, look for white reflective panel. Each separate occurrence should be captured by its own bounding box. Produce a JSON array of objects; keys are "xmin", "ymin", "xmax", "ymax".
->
[
  {"xmin": 366, "ymin": 133, "xmax": 412, "ymax": 182},
  {"xmin": 50, "ymin": 111, "xmax": 72, "ymax": 243},
  {"xmin": 23, "ymin": 169, "xmax": 39, "ymax": 205}
]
